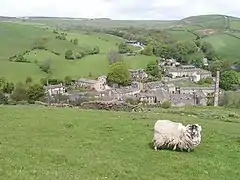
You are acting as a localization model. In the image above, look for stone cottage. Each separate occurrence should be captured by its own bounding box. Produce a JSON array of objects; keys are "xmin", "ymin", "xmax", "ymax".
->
[
  {"xmin": 165, "ymin": 65, "xmax": 212, "ymax": 82},
  {"xmin": 75, "ymin": 76, "xmax": 110, "ymax": 92},
  {"xmin": 44, "ymin": 83, "xmax": 66, "ymax": 96}
]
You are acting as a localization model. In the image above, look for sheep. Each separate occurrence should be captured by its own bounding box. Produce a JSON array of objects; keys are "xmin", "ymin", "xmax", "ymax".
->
[{"xmin": 153, "ymin": 120, "xmax": 202, "ymax": 152}]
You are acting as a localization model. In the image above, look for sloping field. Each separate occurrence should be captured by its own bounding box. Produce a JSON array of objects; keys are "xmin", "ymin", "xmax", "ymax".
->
[
  {"xmin": 0, "ymin": 106, "xmax": 239, "ymax": 180},
  {"xmin": 201, "ymin": 33, "xmax": 240, "ymax": 62},
  {"xmin": 0, "ymin": 22, "xmax": 153, "ymax": 82},
  {"xmin": 167, "ymin": 30, "xmax": 196, "ymax": 41},
  {"xmin": 0, "ymin": 61, "xmax": 46, "ymax": 83},
  {"xmin": 0, "ymin": 22, "xmax": 52, "ymax": 60},
  {"xmin": 24, "ymin": 50, "xmax": 155, "ymax": 79}
]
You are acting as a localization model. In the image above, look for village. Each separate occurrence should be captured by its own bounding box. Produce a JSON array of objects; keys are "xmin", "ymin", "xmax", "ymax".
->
[{"xmin": 44, "ymin": 58, "xmax": 218, "ymax": 107}]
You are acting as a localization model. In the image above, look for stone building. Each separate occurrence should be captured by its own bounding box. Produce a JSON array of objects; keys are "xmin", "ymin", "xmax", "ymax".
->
[{"xmin": 165, "ymin": 65, "xmax": 212, "ymax": 82}]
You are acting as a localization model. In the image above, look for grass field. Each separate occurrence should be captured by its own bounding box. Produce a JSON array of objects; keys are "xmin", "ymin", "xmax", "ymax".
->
[
  {"xmin": 167, "ymin": 30, "xmax": 197, "ymax": 41},
  {"xmin": 0, "ymin": 22, "xmax": 153, "ymax": 82},
  {"xmin": 0, "ymin": 105, "xmax": 239, "ymax": 180},
  {"xmin": 2, "ymin": 15, "xmax": 240, "ymax": 83},
  {"xmin": 23, "ymin": 50, "xmax": 155, "ymax": 80},
  {"xmin": 201, "ymin": 33, "xmax": 240, "ymax": 62},
  {"xmin": 0, "ymin": 22, "xmax": 53, "ymax": 60}
]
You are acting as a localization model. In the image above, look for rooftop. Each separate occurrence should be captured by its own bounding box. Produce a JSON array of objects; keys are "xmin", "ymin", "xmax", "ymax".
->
[
  {"xmin": 77, "ymin": 78, "xmax": 98, "ymax": 84},
  {"xmin": 44, "ymin": 84, "xmax": 64, "ymax": 90}
]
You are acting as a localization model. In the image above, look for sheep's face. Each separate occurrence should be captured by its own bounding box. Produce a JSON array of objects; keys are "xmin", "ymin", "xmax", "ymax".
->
[{"xmin": 186, "ymin": 124, "xmax": 202, "ymax": 138}]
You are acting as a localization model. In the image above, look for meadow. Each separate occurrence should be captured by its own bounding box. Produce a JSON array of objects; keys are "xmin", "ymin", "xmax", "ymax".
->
[
  {"xmin": 0, "ymin": 22, "xmax": 154, "ymax": 83},
  {"xmin": 201, "ymin": 33, "xmax": 240, "ymax": 62},
  {"xmin": 0, "ymin": 105, "xmax": 239, "ymax": 180},
  {"xmin": 2, "ymin": 15, "xmax": 240, "ymax": 83}
]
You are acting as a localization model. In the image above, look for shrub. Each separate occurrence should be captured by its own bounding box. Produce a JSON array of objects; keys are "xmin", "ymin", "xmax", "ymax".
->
[
  {"xmin": 75, "ymin": 52, "xmax": 83, "ymax": 59},
  {"xmin": 11, "ymin": 82, "xmax": 28, "ymax": 102},
  {"xmin": 0, "ymin": 92, "xmax": 8, "ymax": 104},
  {"xmin": 161, "ymin": 101, "xmax": 171, "ymax": 109},
  {"xmin": 65, "ymin": 49, "xmax": 75, "ymax": 60}
]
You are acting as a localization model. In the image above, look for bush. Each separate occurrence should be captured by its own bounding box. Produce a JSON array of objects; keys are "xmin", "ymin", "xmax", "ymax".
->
[
  {"xmin": 161, "ymin": 101, "xmax": 171, "ymax": 109},
  {"xmin": 11, "ymin": 82, "xmax": 28, "ymax": 102},
  {"xmin": 65, "ymin": 49, "xmax": 75, "ymax": 60},
  {"xmin": 15, "ymin": 54, "xmax": 30, "ymax": 63},
  {"xmin": 75, "ymin": 52, "xmax": 83, "ymax": 59},
  {"xmin": 27, "ymin": 83, "xmax": 45, "ymax": 103},
  {"xmin": 39, "ymin": 59, "xmax": 51, "ymax": 73},
  {"xmin": 0, "ymin": 92, "xmax": 8, "ymax": 104}
]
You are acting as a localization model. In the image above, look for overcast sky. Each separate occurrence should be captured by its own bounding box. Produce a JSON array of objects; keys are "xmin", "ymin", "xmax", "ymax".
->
[{"xmin": 1, "ymin": 0, "xmax": 240, "ymax": 20}]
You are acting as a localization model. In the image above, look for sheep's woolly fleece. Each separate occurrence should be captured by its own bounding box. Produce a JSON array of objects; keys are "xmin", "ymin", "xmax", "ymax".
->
[{"xmin": 153, "ymin": 120, "xmax": 202, "ymax": 152}]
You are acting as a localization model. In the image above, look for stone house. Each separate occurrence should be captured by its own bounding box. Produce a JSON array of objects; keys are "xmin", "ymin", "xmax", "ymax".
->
[
  {"xmin": 75, "ymin": 76, "xmax": 110, "ymax": 92},
  {"xmin": 165, "ymin": 65, "xmax": 212, "ymax": 82},
  {"xmin": 137, "ymin": 88, "xmax": 170, "ymax": 104},
  {"xmin": 44, "ymin": 83, "xmax": 66, "ymax": 96},
  {"xmin": 100, "ymin": 86, "xmax": 141, "ymax": 101},
  {"xmin": 129, "ymin": 69, "xmax": 148, "ymax": 80},
  {"xmin": 203, "ymin": 58, "xmax": 209, "ymax": 66},
  {"xmin": 145, "ymin": 81, "xmax": 165, "ymax": 90},
  {"xmin": 160, "ymin": 58, "xmax": 181, "ymax": 67},
  {"xmin": 164, "ymin": 83, "xmax": 176, "ymax": 94},
  {"xmin": 170, "ymin": 92, "xmax": 207, "ymax": 107},
  {"xmin": 179, "ymin": 86, "xmax": 215, "ymax": 96},
  {"xmin": 137, "ymin": 93, "xmax": 157, "ymax": 104},
  {"xmin": 126, "ymin": 40, "xmax": 144, "ymax": 46}
]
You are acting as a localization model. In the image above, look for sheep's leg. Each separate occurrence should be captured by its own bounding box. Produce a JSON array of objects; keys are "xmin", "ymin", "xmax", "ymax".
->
[
  {"xmin": 153, "ymin": 140, "xmax": 158, "ymax": 151},
  {"xmin": 173, "ymin": 144, "xmax": 177, "ymax": 151}
]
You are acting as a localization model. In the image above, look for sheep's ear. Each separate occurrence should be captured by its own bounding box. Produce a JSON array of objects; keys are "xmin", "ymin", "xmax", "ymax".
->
[{"xmin": 186, "ymin": 124, "xmax": 191, "ymax": 128}]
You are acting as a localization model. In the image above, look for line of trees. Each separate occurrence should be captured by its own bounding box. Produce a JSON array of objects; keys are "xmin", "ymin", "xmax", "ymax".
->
[
  {"xmin": 65, "ymin": 45, "xmax": 100, "ymax": 60},
  {"xmin": 0, "ymin": 77, "xmax": 45, "ymax": 104}
]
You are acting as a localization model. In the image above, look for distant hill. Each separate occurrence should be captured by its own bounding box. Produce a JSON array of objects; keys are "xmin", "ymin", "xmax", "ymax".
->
[{"xmin": 177, "ymin": 14, "xmax": 240, "ymax": 29}]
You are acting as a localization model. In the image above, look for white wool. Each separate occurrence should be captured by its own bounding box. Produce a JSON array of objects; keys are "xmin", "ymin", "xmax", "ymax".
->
[{"xmin": 153, "ymin": 120, "xmax": 201, "ymax": 152}]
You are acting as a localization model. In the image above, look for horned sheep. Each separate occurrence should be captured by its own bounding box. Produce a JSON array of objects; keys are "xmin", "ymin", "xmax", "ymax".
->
[{"xmin": 153, "ymin": 120, "xmax": 202, "ymax": 152}]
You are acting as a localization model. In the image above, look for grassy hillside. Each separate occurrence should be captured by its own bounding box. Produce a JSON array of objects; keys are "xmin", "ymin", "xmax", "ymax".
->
[
  {"xmin": 201, "ymin": 33, "xmax": 240, "ymax": 62},
  {"xmin": 0, "ymin": 22, "xmax": 155, "ymax": 83},
  {"xmin": 0, "ymin": 22, "xmax": 53, "ymax": 60},
  {"xmin": 167, "ymin": 30, "xmax": 197, "ymax": 41},
  {"xmin": 0, "ymin": 105, "xmax": 239, "ymax": 180}
]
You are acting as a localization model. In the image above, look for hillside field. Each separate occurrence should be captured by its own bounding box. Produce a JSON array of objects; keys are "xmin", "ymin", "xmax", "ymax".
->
[
  {"xmin": 201, "ymin": 33, "xmax": 240, "ymax": 62},
  {"xmin": 0, "ymin": 22, "xmax": 154, "ymax": 83},
  {"xmin": 0, "ymin": 105, "xmax": 239, "ymax": 180},
  {"xmin": 2, "ymin": 15, "xmax": 240, "ymax": 83}
]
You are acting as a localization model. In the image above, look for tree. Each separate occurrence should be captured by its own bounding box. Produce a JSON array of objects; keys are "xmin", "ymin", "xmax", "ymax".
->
[
  {"xmin": 92, "ymin": 46, "xmax": 100, "ymax": 54},
  {"xmin": 25, "ymin": 76, "xmax": 33, "ymax": 84},
  {"xmin": 189, "ymin": 53, "xmax": 204, "ymax": 68},
  {"xmin": 15, "ymin": 54, "xmax": 28, "ymax": 62},
  {"xmin": 0, "ymin": 78, "xmax": 14, "ymax": 94},
  {"xmin": 107, "ymin": 61, "xmax": 131, "ymax": 86},
  {"xmin": 201, "ymin": 42, "xmax": 216, "ymax": 60},
  {"xmin": 220, "ymin": 70, "xmax": 240, "ymax": 90},
  {"xmin": 26, "ymin": 83, "xmax": 45, "ymax": 103},
  {"xmin": 0, "ymin": 77, "xmax": 6, "ymax": 90},
  {"xmin": 64, "ymin": 76, "xmax": 72, "ymax": 86},
  {"xmin": 65, "ymin": 49, "xmax": 75, "ymax": 60},
  {"xmin": 33, "ymin": 37, "xmax": 48, "ymax": 49},
  {"xmin": 2, "ymin": 82, "xmax": 14, "ymax": 94},
  {"xmin": 75, "ymin": 52, "xmax": 83, "ymax": 59},
  {"xmin": 146, "ymin": 60, "xmax": 162, "ymax": 79},
  {"xmin": 118, "ymin": 43, "xmax": 130, "ymax": 54},
  {"xmin": 141, "ymin": 44, "xmax": 154, "ymax": 56},
  {"xmin": 0, "ymin": 92, "xmax": 8, "ymax": 104},
  {"xmin": 73, "ymin": 38, "xmax": 78, "ymax": 45},
  {"xmin": 11, "ymin": 82, "xmax": 28, "ymax": 102},
  {"xmin": 107, "ymin": 50, "xmax": 123, "ymax": 64},
  {"xmin": 39, "ymin": 59, "xmax": 51, "ymax": 73}
]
